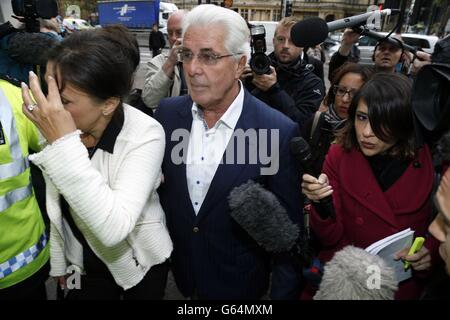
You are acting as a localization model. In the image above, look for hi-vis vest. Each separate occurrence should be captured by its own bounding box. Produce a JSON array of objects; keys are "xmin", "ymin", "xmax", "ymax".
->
[{"xmin": 0, "ymin": 79, "xmax": 49, "ymax": 289}]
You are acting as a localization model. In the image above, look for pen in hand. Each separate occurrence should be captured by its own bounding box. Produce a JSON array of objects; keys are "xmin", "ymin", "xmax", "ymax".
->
[{"xmin": 404, "ymin": 237, "xmax": 425, "ymax": 270}]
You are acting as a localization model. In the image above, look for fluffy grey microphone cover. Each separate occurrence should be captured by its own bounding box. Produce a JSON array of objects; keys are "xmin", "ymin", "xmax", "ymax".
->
[{"xmin": 314, "ymin": 245, "xmax": 398, "ymax": 300}]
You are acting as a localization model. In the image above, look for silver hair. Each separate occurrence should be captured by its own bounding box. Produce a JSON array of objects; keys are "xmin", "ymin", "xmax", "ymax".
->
[
  {"xmin": 314, "ymin": 246, "xmax": 398, "ymax": 300},
  {"xmin": 181, "ymin": 4, "xmax": 250, "ymax": 62}
]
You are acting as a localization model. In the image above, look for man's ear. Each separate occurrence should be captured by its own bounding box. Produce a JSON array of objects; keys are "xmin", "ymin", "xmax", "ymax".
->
[
  {"xmin": 236, "ymin": 54, "xmax": 247, "ymax": 78},
  {"xmin": 101, "ymin": 97, "xmax": 120, "ymax": 116}
]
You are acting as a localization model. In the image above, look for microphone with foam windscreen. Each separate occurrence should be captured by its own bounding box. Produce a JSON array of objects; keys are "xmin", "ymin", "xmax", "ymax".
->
[
  {"xmin": 290, "ymin": 137, "xmax": 335, "ymax": 220},
  {"xmin": 314, "ymin": 246, "xmax": 398, "ymax": 300},
  {"xmin": 8, "ymin": 32, "xmax": 59, "ymax": 66},
  {"xmin": 228, "ymin": 180, "xmax": 300, "ymax": 253},
  {"xmin": 291, "ymin": 9, "xmax": 400, "ymax": 48}
]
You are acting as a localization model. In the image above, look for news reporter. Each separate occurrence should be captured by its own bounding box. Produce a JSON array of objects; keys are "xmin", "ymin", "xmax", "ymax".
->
[
  {"xmin": 301, "ymin": 73, "xmax": 438, "ymax": 299},
  {"xmin": 20, "ymin": 27, "xmax": 172, "ymax": 300},
  {"xmin": 300, "ymin": 63, "xmax": 373, "ymax": 175}
]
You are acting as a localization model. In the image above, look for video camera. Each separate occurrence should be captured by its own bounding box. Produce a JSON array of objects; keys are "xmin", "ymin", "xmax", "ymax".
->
[
  {"xmin": 249, "ymin": 24, "xmax": 272, "ymax": 75},
  {"xmin": 11, "ymin": 0, "xmax": 59, "ymax": 33}
]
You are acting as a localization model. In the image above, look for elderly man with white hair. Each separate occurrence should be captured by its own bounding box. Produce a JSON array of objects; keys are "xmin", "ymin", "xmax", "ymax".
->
[{"xmin": 155, "ymin": 4, "xmax": 303, "ymax": 299}]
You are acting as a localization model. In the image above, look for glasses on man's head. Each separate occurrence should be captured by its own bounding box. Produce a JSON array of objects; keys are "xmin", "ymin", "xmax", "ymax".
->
[
  {"xmin": 333, "ymin": 85, "xmax": 358, "ymax": 99},
  {"xmin": 177, "ymin": 49, "xmax": 242, "ymax": 66}
]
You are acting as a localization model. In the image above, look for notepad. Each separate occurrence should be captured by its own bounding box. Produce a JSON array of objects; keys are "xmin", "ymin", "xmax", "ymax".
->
[{"xmin": 365, "ymin": 228, "xmax": 415, "ymax": 283}]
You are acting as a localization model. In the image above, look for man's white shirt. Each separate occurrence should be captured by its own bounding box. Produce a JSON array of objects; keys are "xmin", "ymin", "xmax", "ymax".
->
[{"xmin": 186, "ymin": 82, "xmax": 244, "ymax": 215}]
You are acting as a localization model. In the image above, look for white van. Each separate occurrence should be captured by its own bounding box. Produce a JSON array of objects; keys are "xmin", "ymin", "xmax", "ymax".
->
[
  {"xmin": 63, "ymin": 18, "xmax": 94, "ymax": 33},
  {"xmin": 249, "ymin": 21, "xmax": 278, "ymax": 53},
  {"xmin": 159, "ymin": 2, "xmax": 178, "ymax": 47}
]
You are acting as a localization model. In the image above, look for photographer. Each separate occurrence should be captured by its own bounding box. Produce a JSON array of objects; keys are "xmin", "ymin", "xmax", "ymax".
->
[
  {"xmin": 243, "ymin": 17, "xmax": 324, "ymax": 128},
  {"xmin": 0, "ymin": 0, "xmax": 59, "ymax": 84},
  {"xmin": 328, "ymin": 28, "xmax": 410, "ymax": 81},
  {"xmin": 142, "ymin": 10, "xmax": 188, "ymax": 111}
]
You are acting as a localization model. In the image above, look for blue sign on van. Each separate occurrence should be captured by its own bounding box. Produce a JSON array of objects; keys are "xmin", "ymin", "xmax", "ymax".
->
[{"xmin": 98, "ymin": 0, "xmax": 160, "ymax": 29}]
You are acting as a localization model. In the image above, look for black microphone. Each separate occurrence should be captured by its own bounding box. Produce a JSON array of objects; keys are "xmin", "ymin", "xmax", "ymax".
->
[
  {"xmin": 291, "ymin": 9, "xmax": 399, "ymax": 47},
  {"xmin": 290, "ymin": 136, "xmax": 335, "ymax": 220},
  {"xmin": 228, "ymin": 180, "xmax": 300, "ymax": 253}
]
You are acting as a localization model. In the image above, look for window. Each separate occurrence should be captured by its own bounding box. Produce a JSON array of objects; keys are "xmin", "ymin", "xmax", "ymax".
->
[
  {"xmin": 402, "ymin": 37, "xmax": 430, "ymax": 49},
  {"xmin": 358, "ymin": 36, "xmax": 379, "ymax": 46},
  {"xmin": 273, "ymin": 9, "xmax": 281, "ymax": 21},
  {"xmin": 240, "ymin": 8, "xmax": 249, "ymax": 21},
  {"xmin": 253, "ymin": 9, "xmax": 270, "ymax": 21}
]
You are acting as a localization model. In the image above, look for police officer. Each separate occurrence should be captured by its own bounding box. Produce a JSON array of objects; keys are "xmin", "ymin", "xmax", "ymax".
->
[{"xmin": 0, "ymin": 75, "xmax": 49, "ymax": 300}]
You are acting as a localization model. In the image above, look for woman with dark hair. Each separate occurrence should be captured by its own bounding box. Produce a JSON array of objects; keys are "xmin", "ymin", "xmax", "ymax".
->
[
  {"xmin": 301, "ymin": 73, "xmax": 438, "ymax": 299},
  {"xmin": 300, "ymin": 63, "xmax": 374, "ymax": 174},
  {"xmin": 20, "ymin": 26, "xmax": 172, "ymax": 300}
]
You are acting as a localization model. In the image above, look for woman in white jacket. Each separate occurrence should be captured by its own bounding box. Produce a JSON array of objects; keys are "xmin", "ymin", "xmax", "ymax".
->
[{"xmin": 20, "ymin": 26, "xmax": 173, "ymax": 299}]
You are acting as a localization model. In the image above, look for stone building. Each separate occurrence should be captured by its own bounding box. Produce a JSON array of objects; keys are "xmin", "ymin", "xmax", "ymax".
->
[{"xmin": 172, "ymin": 0, "xmax": 383, "ymax": 21}]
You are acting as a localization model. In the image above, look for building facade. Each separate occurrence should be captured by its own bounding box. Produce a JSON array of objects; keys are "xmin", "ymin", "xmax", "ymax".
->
[{"xmin": 172, "ymin": 0, "xmax": 383, "ymax": 21}]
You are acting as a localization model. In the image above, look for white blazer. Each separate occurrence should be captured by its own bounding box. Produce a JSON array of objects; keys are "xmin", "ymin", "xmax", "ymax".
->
[{"xmin": 30, "ymin": 104, "xmax": 173, "ymax": 290}]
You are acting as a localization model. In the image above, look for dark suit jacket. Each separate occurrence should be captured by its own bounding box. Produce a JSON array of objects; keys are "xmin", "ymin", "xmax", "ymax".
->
[{"xmin": 155, "ymin": 90, "xmax": 302, "ymax": 299}]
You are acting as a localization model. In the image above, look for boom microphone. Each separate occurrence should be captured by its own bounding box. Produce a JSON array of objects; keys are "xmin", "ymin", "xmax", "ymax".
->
[
  {"xmin": 360, "ymin": 28, "xmax": 417, "ymax": 54},
  {"xmin": 291, "ymin": 9, "xmax": 399, "ymax": 47},
  {"xmin": 228, "ymin": 180, "xmax": 300, "ymax": 253},
  {"xmin": 314, "ymin": 246, "xmax": 398, "ymax": 300},
  {"xmin": 290, "ymin": 137, "xmax": 335, "ymax": 220}
]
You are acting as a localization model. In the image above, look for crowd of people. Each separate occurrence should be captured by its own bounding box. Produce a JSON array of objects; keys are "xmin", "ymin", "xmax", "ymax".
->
[{"xmin": 1, "ymin": 3, "xmax": 450, "ymax": 301}]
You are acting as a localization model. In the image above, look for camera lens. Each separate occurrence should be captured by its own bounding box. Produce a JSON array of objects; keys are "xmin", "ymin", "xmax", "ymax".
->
[{"xmin": 250, "ymin": 53, "xmax": 271, "ymax": 75}]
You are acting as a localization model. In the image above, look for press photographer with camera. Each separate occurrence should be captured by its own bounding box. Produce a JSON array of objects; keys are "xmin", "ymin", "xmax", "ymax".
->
[
  {"xmin": 0, "ymin": 0, "xmax": 59, "ymax": 84},
  {"xmin": 242, "ymin": 17, "xmax": 324, "ymax": 128},
  {"xmin": 142, "ymin": 10, "xmax": 188, "ymax": 111}
]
